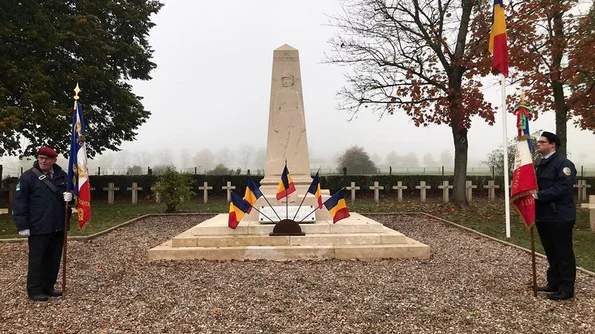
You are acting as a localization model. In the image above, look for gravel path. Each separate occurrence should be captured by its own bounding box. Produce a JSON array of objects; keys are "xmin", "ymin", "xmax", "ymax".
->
[{"xmin": 1, "ymin": 214, "xmax": 594, "ymax": 334}]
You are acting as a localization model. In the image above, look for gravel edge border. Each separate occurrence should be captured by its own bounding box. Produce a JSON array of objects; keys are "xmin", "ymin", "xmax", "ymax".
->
[{"xmin": 2, "ymin": 211, "xmax": 594, "ymax": 277}]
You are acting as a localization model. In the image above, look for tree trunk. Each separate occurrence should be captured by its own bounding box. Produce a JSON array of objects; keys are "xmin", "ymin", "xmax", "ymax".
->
[
  {"xmin": 554, "ymin": 92, "xmax": 568, "ymax": 158},
  {"xmin": 451, "ymin": 124, "xmax": 469, "ymax": 207},
  {"xmin": 551, "ymin": 9, "xmax": 568, "ymax": 158}
]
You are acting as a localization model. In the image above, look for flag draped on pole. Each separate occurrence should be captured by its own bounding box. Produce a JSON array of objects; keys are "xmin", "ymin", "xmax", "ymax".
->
[
  {"xmin": 307, "ymin": 171, "xmax": 323, "ymax": 209},
  {"xmin": 228, "ymin": 192, "xmax": 250, "ymax": 229},
  {"xmin": 511, "ymin": 108, "xmax": 537, "ymax": 229},
  {"xmin": 323, "ymin": 191, "xmax": 350, "ymax": 224},
  {"xmin": 276, "ymin": 165, "xmax": 296, "ymax": 200},
  {"xmin": 243, "ymin": 179, "xmax": 263, "ymax": 213},
  {"xmin": 67, "ymin": 96, "xmax": 91, "ymax": 229},
  {"xmin": 489, "ymin": 0, "xmax": 509, "ymax": 77}
]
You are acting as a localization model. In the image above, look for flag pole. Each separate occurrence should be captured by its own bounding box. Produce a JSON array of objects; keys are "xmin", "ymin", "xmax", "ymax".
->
[
  {"xmin": 284, "ymin": 160, "xmax": 288, "ymax": 220},
  {"xmin": 501, "ymin": 74, "xmax": 511, "ymax": 238},
  {"xmin": 530, "ymin": 225, "xmax": 538, "ymax": 297},
  {"xmin": 247, "ymin": 203, "xmax": 275, "ymax": 223},
  {"xmin": 293, "ymin": 194, "xmax": 308, "ymax": 221},
  {"xmin": 298, "ymin": 207, "xmax": 318, "ymax": 223},
  {"xmin": 294, "ymin": 168, "xmax": 320, "ymax": 220},
  {"xmin": 260, "ymin": 193, "xmax": 282, "ymax": 221},
  {"xmin": 62, "ymin": 84, "xmax": 80, "ymax": 294},
  {"xmin": 61, "ymin": 201, "xmax": 68, "ymax": 294}
]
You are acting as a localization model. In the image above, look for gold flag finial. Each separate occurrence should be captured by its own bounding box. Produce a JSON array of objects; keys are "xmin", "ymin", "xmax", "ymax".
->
[
  {"xmin": 520, "ymin": 91, "xmax": 526, "ymax": 105},
  {"xmin": 74, "ymin": 83, "xmax": 81, "ymax": 100},
  {"xmin": 73, "ymin": 83, "xmax": 81, "ymax": 109}
]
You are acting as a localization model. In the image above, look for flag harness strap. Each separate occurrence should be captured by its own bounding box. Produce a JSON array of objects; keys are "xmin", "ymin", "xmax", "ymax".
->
[{"xmin": 29, "ymin": 167, "xmax": 62, "ymax": 201}]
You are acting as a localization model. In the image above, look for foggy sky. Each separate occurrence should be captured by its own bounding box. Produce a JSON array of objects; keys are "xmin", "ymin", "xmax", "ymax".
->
[{"xmin": 1, "ymin": 0, "xmax": 594, "ymax": 175}]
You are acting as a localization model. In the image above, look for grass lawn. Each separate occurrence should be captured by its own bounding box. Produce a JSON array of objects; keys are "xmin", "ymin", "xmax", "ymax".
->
[{"xmin": 1, "ymin": 197, "xmax": 593, "ymax": 271}]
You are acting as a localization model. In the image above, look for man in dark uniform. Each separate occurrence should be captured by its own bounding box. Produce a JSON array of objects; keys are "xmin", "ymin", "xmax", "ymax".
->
[
  {"xmin": 13, "ymin": 147, "xmax": 72, "ymax": 302},
  {"xmin": 534, "ymin": 132, "xmax": 577, "ymax": 301}
]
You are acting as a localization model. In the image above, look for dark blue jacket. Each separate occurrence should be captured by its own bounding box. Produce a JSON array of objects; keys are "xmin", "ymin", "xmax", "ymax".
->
[
  {"xmin": 535, "ymin": 152, "xmax": 576, "ymax": 223},
  {"xmin": 13, "ymin": 162, "xmax": 70, "ymax": 234}
]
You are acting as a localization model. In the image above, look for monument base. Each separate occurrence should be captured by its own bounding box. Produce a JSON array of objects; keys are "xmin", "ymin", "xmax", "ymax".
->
[{"xmin": 148, "ymin": 213, "xmax": 430, "ymax": 261}]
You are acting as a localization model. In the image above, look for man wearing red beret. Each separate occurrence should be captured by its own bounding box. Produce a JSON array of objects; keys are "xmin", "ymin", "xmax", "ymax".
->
[{"xmin": 13, "ymin": 146, "xmax": 73, "ymax": 302}]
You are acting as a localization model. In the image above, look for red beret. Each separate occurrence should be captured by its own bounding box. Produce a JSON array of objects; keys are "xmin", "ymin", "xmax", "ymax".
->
[{"xmin": 38, "ymin": 146, "xmax": 58, "ymax": 158}]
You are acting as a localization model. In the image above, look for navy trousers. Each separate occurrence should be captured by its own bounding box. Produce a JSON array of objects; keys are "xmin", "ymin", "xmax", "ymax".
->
[
  {"xmin": 27, "ymin": 231, "xmax": 64, "ymax": 296},
  {"xmin": 535, "ymin": 220, "xmax": 576, "ymax": 294}
]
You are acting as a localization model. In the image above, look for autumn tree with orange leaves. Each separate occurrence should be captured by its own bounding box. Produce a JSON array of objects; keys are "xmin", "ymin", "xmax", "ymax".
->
[
  {"xmin": 507, "ymin": 0, "xmax": 595, "ymax": 158},
  {"xmin": 325, "ymin": 0, "xmax": 496, "ymax": 206}
]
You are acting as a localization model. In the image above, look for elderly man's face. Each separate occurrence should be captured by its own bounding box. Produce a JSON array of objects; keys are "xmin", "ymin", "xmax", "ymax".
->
[{"xmin": 37, "ymin": 155, "xmax": 56, "ymax": 172}]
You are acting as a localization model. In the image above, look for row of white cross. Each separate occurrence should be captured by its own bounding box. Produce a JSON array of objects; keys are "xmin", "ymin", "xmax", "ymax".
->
[
  {"xmin": 7, "ymin": 179, "xmax": 594, "ymax": 231},
  {"xmin": 98, "ymin": 179, "xmax": 595, "ymax": 231},
  {"xmin": 94, "ymin": 179, "xmax": 592, "ymax": 205}
]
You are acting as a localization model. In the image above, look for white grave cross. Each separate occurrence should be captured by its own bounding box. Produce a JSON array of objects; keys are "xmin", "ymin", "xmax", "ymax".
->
[
  {"xmin": 580, "ymin": 195, "xmax": 595, "ymax": 232},
  {"xmin": 438, "ymin": 181, "xmax": 453, "ymax": 203},
  {"xmin": 369, "ymin": 181, "xmax": 384, "ymax": 203},
  {"xmin": 466, "ymin": 180, "xmax": 477, "ymax": 202},
  {"xmin": 415, "ymin": 181, "xmax": 431, "ymax": 202},
  {"xmin": 345, "ymin": 182, "xmax": 360, "ymax": 203},
  {"xmin": 483, "ymin": 180, "xmax": 500, "ymax": 201},
  {"xmin": 221, "ymin": 181, "xmax": 236, "ymax": 202},
  {"xmin": 127, "ymin": 182, "xmax": 143, "ymax": 204},
  {"xmin": 198, "ymin": 182, "xmax": 213, "ymax": 204},
  {"xmin": 392, "ymin": 181, "xmax": 408, "ymax": 202},
  {"xmin": 102, "ymin": 182, "xmax": 120, "ymax": 205},
  {"xmin": 574, "ymin": 180, "xmax": 592, "ymax": 202}
]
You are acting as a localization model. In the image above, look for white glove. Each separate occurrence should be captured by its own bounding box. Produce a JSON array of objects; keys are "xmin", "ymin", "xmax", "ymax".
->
[
  {"xmin": 18, "ymin": 229, "xmax": 30, "ymax": 236},
  {"xmin": 63, "ymin": 192, "xmax": 73, "ymax": 202}
]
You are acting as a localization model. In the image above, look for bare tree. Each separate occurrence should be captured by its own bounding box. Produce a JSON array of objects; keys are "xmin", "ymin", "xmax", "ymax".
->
[
  {"xmin": 193, "ymin": 149, "xmax": 215, "ymax": 172},
  {"xmin": 326, "ymin": 0, "xmax": 495, "ymax": 206},
  {"xmin": 236, "ymin": 145, "xmax": 255, "ymax": 171}
]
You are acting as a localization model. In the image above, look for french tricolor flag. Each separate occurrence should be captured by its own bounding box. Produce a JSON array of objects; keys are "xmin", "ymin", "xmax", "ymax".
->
[{"xmin": 67, "ymin": 93, "xmax": 91, "ymax": 229}]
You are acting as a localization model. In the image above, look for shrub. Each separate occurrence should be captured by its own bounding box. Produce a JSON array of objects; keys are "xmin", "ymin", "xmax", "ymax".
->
[{"xmin": 152, "ymin": 166, "xmax": 195, "ymax": 213}]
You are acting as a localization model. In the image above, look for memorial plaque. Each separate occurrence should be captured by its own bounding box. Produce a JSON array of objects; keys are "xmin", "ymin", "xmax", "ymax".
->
[{"xmin": 259, "ymin": 205, "xmax": 316, "ymax": 223}]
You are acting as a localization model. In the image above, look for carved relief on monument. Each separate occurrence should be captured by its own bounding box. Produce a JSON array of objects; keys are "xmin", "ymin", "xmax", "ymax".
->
[{"xmin": 272, "ymin": 71, "xmax": 305, "ymax": 153}]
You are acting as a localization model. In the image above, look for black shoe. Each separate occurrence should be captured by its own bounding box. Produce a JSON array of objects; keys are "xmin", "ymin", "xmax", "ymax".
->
[
  {"xmin": 547, "ymin": 291, "xmax": 574, "ymax": 301},
  {"xmin": 537, "ymin": 285, "xmax": 558, "ymax": 292},
  {"xmin": 44, "ymin": 289, "xmax": 62, "ymax": 297},
  {"xmin": 28, "ymin": 294, "xmax": 49, "ymax": 302}
]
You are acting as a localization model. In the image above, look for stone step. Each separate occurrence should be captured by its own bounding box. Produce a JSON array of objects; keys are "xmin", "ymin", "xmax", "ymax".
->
[
  {"xmin": 175, "ymin": 212, "xmax": 386, "ymax": 237},
  {"xmin": 149, "ymin": 237, "xmax": 430, "ymax": 261},
  {"xmin": 172, "ymin": 227, "xmax": 406, "ymax": 247}
]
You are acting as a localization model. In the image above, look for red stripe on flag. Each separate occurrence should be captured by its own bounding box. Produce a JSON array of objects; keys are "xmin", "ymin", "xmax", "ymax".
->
[
  {"xmin": 332, "ymin": 208, "xmax": 350, "ymax": 224},
  {"xmin": 77, "ymin": 181, "xmax": 91, "ymax": 229},
  {"xmin": 491, "ymin": 34, "xmax": 508, "ymax": 77}
]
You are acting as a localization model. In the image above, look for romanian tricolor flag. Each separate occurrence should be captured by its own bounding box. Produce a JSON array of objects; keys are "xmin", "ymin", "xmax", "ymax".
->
[
  {"xmin": 276, "ymin": 165, "xmax": 296, "ymax": 200},
  {"xmin": 229, "ymin": 192, "xmax": 250, "ymax": 229},
  {"xmin": 323, "ymin": 191, "xmax": 350, "ymax": 224},
  {"xmin": 67, "ymin": 92, "xmax": 91, "ymax": 229},
  {"xmin": 488, "ymin": 0, "xmax": 508, "ymax": 77},
  {"xmin": 243, "ymin": 179, "xmax": 263, "ymax": 213},
  {"xmin": 307, "ymin": 171, "xmax": 323, "ymax": 209}
]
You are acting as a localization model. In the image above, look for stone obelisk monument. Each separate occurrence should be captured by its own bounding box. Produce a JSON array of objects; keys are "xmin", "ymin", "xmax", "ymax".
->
[
  {"xmin": 260, "ymin": 44, "xmax": 311, "ymax": 191},
  {"xmin": 147, "ymin": 44, "xmax": 431, "ymax": 261}
]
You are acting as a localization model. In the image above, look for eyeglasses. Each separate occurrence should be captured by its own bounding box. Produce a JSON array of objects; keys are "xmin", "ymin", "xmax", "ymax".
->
[
  {"xmin": 38, "ymin": 156, "xmax": 55, "ymax": 161},
  {"xmin": 536, "ymin": 140, "xmax": 549, "ymax": 144}
]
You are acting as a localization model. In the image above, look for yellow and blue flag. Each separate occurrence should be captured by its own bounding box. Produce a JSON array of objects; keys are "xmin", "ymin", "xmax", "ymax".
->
[
  {"xmin": 307, "ymin": 171, "xmax": 323, "ymax": 209},
  {"xmin": 243, "ymin": 179, "xmax": 263, "ymax": 213},
  {"xmin": 229, "ymin": 192, "xmax": 250, "ymax": 229},
  {"xmin": 323, "ymin": 191, "xmax": 350, "ymax": 224},
  {"xmin": 276, "ymin": 165, "xmax": 296, "ymax": 200},
  {"xmin": 488, "ymin": 0, "xmax": 508, "ymax": 77}
]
